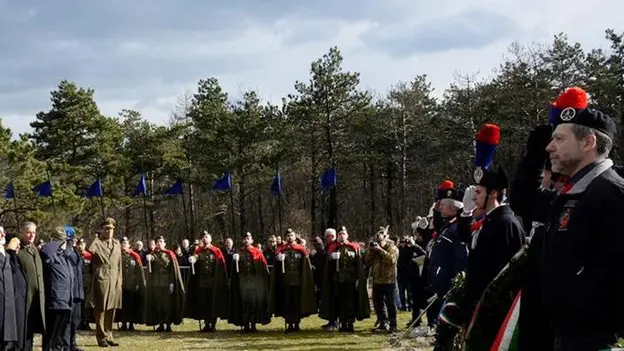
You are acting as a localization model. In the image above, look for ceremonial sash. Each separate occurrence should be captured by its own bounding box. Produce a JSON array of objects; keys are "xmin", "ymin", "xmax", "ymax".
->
[{"xmin": 489, "ymin": 291, "xmax": 521, "ymax": 351}]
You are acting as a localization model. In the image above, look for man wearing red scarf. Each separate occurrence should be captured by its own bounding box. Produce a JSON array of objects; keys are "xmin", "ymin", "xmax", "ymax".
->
[
  {"xmin": 269, "ymin": 229, "xmax": 316, "ymax": 333},
  {"xmin": 115, "ymin": 237, "xmax": 146, "ymax": 331},
  {"xmin": 186, "ymin": 232, "xmax": 229, "ymax": 332},
  {"xmin": 228, "ymin": 232, "xmax": 271, "ymax": 333},
  {"xmin": 144, "ymin": 236, "xmax": 185, "ymax": 332},
  {"xmin": 319, "ymin": 226, "xmax": 370, "ymax": 332}
]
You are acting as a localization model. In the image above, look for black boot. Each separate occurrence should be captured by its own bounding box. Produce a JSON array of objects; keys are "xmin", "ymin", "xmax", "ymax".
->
[
  {"xmin": 156, "ymin": 324, "xmax": 165, "ymax": 332},
  {"xmin": 119, "ymin": 323, "xmax": 128, "ymax": 331},
  {"xmin": 294, "ymin": 322, "xmax": 300, "ymax": 332},
  {"xmin": 347, "ymin": 322, "xmax": 355, "ymax": 332},
  {"xmin": 165, "ymin": 324, "xmax": 172, "ymax": 332}
]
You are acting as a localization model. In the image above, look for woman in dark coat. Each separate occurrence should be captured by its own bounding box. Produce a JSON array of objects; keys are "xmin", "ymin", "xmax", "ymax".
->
[{"xmin": 6, "ymin": 236, "xmax": 27, "ymax": 350}]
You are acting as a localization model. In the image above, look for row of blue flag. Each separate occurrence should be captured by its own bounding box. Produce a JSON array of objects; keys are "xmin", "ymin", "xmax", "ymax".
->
[{"xmin": 3, "ymin": 168, "xmax": 338, "ymax": 200}]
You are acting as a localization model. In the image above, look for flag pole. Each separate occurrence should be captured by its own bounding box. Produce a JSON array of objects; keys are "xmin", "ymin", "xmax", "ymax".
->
[
  {"xmin": 99, "ymin": 196, "xmax": 105, "ymax": 217},
  {"xmin": 142, "ymin": 192, "xmax": 149, "ymax": 243},
  {"xmin": 276, "ymin": 165, "xmax": 282, "ymax": 235},
  {"xmin": 11, "ymin": 182, "xmax": 19, "ymax": 229},
  {"xmin": 46, "ymin": 168, "xmax": 57, "ymax": 214},
  {"xmin": 179, "ymin": 177, "xmax": 190, "ymax": 241}
]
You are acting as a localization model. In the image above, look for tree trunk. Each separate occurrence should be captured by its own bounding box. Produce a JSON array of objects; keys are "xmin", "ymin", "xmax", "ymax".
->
[
  {"xmin": 369, "ymin": 162, "xmax": 376, "ymax": 236},
  {"xmin": 385, "ymin": 162, "xmax": 394, "ymax": 232},
  {"xmin": 239, "ymin": 171, "xmax": 246, "ymax": 237},
  {"xmin": 257, "ymin": 192, "xmax": 265, "ymax": 234}
]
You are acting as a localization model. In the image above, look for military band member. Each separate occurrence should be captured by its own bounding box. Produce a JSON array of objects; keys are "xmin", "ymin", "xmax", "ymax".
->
[
  {"xmin": 116, "ymin": 237, "xmax": 146, "ymax": 331},
  {"xmin": 319, "ymin": 226, "xmax": 370, "ymax": 332},
  {"xmin": 269, "ymin": 229, "xmax": 316, "ymax": 333},
  {"xmin": 186, "ymin": 232, "xmax": 229, "ymax": 332},
  {"xmin": 144, "ymin": 236, "xmax": 185, "ymax": 332},
  {"xmin": 228, "ymin": 232, "xmax": 271, "ymax": 333}
]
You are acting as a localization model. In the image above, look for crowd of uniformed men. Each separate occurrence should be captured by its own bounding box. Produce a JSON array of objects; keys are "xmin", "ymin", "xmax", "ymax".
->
[{"xmin": 0, "ymin": 86, "xmax": 623, "ymax": 351}]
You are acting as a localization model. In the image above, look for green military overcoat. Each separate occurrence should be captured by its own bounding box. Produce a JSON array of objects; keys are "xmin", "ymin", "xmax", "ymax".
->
[
  {"xmin": 17, "ymin": 243, "xmax": 46, "ymax": 334},
  {"xmin": 88, "ymin": 237, "xmax": 123, "ymax": 311}
]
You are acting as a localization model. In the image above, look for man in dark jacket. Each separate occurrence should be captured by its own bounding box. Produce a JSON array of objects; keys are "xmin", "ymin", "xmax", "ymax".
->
[
  {"xmin": 40, "ymin": 226, "xmax": 74, "ymax": 351},
  {"xmin": 64, "ymin": 227, "xmax": 85, "ymax": 351},
  {"xmin": 512, "ymin": 87, "xmax": 624, "ymax": 350},
  {"xmin": 17, "ymin": 221, "xmax": 46, "ymax": 351},
  {"xmin": 461, "ymin": 124, "xmax": 525, "ymax": 319},
  {"xmin": 426, "ymin": 181, "xmax": 468, "ymax": 351},
  {"xmin": 0, "ymin": 227, "xmax": 18, "ymax": 349}
]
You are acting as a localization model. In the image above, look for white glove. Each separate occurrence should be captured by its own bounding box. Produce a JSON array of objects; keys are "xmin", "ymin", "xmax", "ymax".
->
[
  {"xmin": 232, "ymin": 253, "xmax": 240, "ymax": 261},
  {"xmin": 418, "ymin": 218, "xmax": 428, "ymax": 229},
  {"xmin": 276, "ymin": 253, "xmax": 286, "ymax": 262},
  {"xmin": 130, "ymin": 260, "xmax": 136, "ymax": 267},
  {"xmin": 427, "ymin": 203, "xmax": 436, "ymax": 217},
  {"xmin": 331, "ymin": 252, "xmax": 341, "ymax": 260},
  {"xmin": 188, "ymin": 256, "xmax": 197, "ymax": 264},
  {"xmin": 135, "ymin": 285, "xmax": 139, "ymax": 292},
  {"xmin": 146, "ymin": 254, "xmax": 154, "ymax": 262},
  {"xmin": 169, "ymin": 283, "xmax": 174, "ymax": 294},
  {"xmin": 462, "ymin": 185, "xmax": 476, "ymax": 215}
]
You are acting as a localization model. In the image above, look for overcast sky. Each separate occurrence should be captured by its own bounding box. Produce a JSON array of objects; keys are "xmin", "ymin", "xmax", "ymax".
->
[{"xmin": 1, "ymin": 0, "xmax": 622, "ymax": 137}]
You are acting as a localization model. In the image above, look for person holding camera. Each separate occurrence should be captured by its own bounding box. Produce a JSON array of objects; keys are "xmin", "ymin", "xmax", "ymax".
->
[{"xmin": 365, "ymin": 226, "xmax": 399, "ymax": 333}]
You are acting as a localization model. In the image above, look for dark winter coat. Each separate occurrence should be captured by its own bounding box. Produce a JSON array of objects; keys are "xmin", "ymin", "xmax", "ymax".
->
[
  {"xmin": 7, "ymin": 250, "xmax": 27, "ymax": 349},
  {"xmin": 40, "ymin": 241, "xmax": 74, "ymax": 311},
  {"xmin": 0, "ymin": 250, "xmax": 17, "ymax": 345},
  {"xmin": 17, "ymin": 242, "xmax": 46, "ymax": 334},
  {"xmin": 513, "ymin": 157, "xmax": 624, "ymax": 348},
  {"xmin": 425, "ymin": 219, "xmax": 468, "ymax": 297}
]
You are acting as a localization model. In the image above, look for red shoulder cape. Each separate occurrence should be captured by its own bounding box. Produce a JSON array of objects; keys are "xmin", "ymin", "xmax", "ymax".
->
[
  {"xmin": 126, "ymin": 249, "xmax": 143, "ymax": 265},
  {"xmin": 195, "ymin": 245, "xmax": 226, "ymax": 266},
  {"xmin": 243, "ymin": 245, "xmax": 267, "ymax": 267},
  {"xmin": 276, "ymin": 243, "xmax": 308, "ymax": 255},
  {"xmin": 328, "ymin": 241, "xmax": 360, "ymax": 254}
]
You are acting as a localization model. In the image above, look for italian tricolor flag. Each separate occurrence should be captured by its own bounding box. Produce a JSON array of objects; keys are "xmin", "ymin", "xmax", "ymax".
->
[{"xmin": 490, "ymin": 291, "xmax": 521, "ymax": 351}]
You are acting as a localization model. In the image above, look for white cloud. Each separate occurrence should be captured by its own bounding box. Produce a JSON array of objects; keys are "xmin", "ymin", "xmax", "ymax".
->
[{"xmin": 1, "ymin": 0, "xmax": 623, "ymax": 138}]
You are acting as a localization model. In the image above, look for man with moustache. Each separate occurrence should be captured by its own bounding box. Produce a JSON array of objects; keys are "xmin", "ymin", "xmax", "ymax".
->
[
  {"xmin": 88, "ymin": 218, "xmax": 123, "ymax": 348},
  {"xmin": 512, "ymin": 87, "xmax": 624, "ymax": 350}
]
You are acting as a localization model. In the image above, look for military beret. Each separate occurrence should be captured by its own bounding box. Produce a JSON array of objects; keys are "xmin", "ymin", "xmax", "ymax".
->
[{"xmin": 549, "ymin": 87, "xmax": 617, "ymax": 139}]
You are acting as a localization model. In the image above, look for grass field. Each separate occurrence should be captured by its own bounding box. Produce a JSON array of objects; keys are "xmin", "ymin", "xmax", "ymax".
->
[{"xmin": 64, "ymin": 311, "xmax": 433, "ymax": 350}]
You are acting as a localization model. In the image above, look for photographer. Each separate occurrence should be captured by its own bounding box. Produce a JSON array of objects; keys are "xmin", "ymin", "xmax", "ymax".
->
[{"xmin": 365, "ymin": 226, "xmax": 399, "ymax": 333}]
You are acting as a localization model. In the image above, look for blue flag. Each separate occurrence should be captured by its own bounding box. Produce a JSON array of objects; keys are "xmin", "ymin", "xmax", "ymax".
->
[
  {"xmin": 213, "ymin": 172, "xmax": 232, "ymax": 192},
  {"xmin": 164, "ymin": 179, "xmax": 183, "ymax": 195},
  {"xmin": 271, "ymin": 172, "xmax": 282, "ymax": 196},
  {"xmin": 32, "ymin": 180, "xmax": 53, "ymax": 197},
  {"xmin": 132, "ymin": 173, "xmax": 147, "ymax": 197},
  {"xmin": 86, "ymin": 178, "xmax": 103, "ymax": 198},
  {"xmin": 5, "ymin": 183, "xmax": 14, "ymax": 200},
  {"xmin": 320, "ymin": 167, "xmax": 337, "ymax": 191}
]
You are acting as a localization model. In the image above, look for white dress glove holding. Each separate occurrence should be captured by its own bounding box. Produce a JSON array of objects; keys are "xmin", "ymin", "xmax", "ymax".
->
[
  {"xmin": 146, "ymin": 254, "xmax": 154, "ymax": 262},
  {"xmin": 232, "ymin": 253, "xmax": 240, "ymax": 261},
  {"xmin": 276, "ymin": 253, "xmax": 286, "ymax": 262},
  {"xmin": 188, "ymin": 255, "xmax": 197, "ymax": 264}
]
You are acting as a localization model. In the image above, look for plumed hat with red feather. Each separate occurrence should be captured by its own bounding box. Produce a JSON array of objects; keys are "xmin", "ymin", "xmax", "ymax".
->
[{"xmin": 474, "ymin": 123, "xmax": 508, "ymax": 190}]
